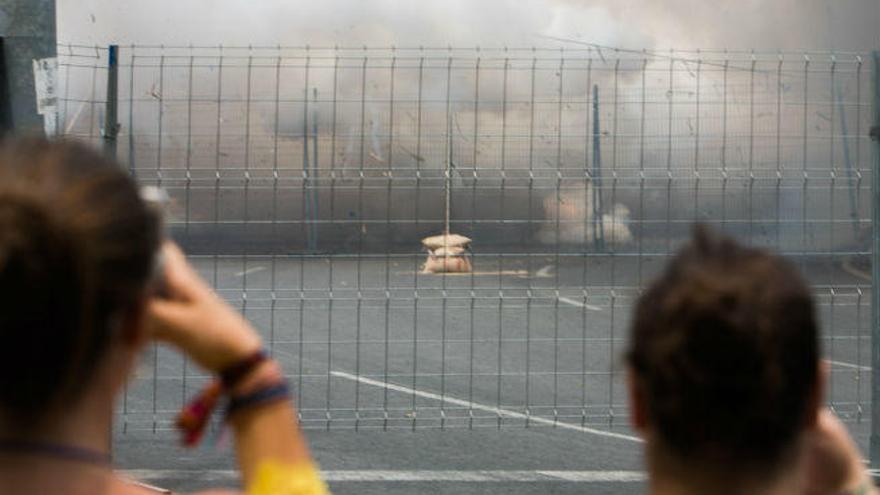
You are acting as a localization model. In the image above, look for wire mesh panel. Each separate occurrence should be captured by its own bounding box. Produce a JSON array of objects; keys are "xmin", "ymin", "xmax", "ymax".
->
[{"xmin": 56, "ymin": 45, "xmax": 874, "ymax": 437}]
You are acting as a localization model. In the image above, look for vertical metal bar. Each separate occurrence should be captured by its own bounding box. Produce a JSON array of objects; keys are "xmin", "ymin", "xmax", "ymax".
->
[
  {"xmin": 127, "ymin": 46, "xmax": 136, "ymax": 177},
  {"xmin": 581, "ymin": 56, "xmax": 593, "ymax": 427},
  {"xmin": 857, "ymin": 288, "xmax": 864, "ymax": 421},
  {"xmin": 608, "ymin": 290, "xmax": 616, "ymax": 428},
  {"xmin": 212, "ymin": 46, "xmax": 223, "ymax": 298},
  {"xmin": 156, "ymin": 53, "xmax": 165, "ymax": 187},
  {"xmin": 499, "ymin": 49, "xmax": 509, "ymax": 291},
  {"xmin": 748, "ymin": 54, "xmax": 756, "ymax": 245},
  {"xmin": 608, "ymin": 57, "xmax": 621, "ymax": 429},
  {"xmin": 868, "ymin": 50, "xmax": 880, "ymax": 467},
  {"xmin": 412, "ymin": 52, "xmax": 425, "ymax": 432},
  {"xmin": 693, "ymin": 56, "xmax": 701, "ymax": 224},
  {"xmin": 303, "ymin": 51, "xmax": 312, "ymax": 252},
  {"xmin": 553, "ymin": 52, "xmax": 564, "ymax": 425},
  {"xmin": 329, "ymin": 51, "xmax": 339, "ymax": 235},
  {"xmin": 151, "ymin": 50, "xmax": 165, "ymax": 435},
  {"xmin": 637, "ymin": 56, "xmax": 646, "ymax": 283},
  {"xmin": 300, "ymin": 49, "xmax": 310, "ymax": 422},
  {"xmin": 592, "ymin": 84, "xmax": 604, "ymax": 250},
  {"xmin": 270, "ymin": 53, "xmax": 281, "ymax": 364},
  {"xmin": 312, "ymin": 87, "xmax": 320, "ymax": 249},
  {"xmin": 383, "ymin": 51, "xmax": 396, "ymax": 431},
  {"xmin": 802, "ymin": 55, "xmax": 811, "ymax": 272},
  {"xmin": 121, "ymin": 45, "xmax": 133, "ymax": 432},
  {"xmin": 441, "ymin": 53, "xmax": 453, "ymax": 430},
  {"xmin": 497, "ymin": 50, "xmax": 509, "ymax": 430},
  {"xmin": 721, "ymin": 56, "xmax": 729, "ymax": 234},
  {"xmin": 665, "ymin": 54, "xmax": 673, "ymax": 255},
  {"xmin": 103, "ymin": 45, "xmax": 119, "ymax": 157},
  {"xmin": 242, "ymin": 53, "xmax": 253, "ymax": 326},
  {"xmin": 525, "ymin": 53, "xmax": 537, "ymax": 427},
  {"xmin": 776, "ymin": 54, "xmax": 783, "ymax": 249},
  {"xmin": 181, "ymin": 51, "xmax": 194, "ymax": 404},
  {"xmin": 354, "ymin": 52, "xmax": 368, "ymax": 431},
  {"xmin": 469, "ymin": 52, "xmax": 480, "ymax": 429},
  {"xmin": 184, "ymin": 54, "xmax": 194, "ymax": 237},
  {"xmin": 610, "ymin": 58, "xmax": 619, "ymax": 252},
  {"xmin": 326, "ymin": 51, "xmax": 338, "ymax": 429},
  {"xmin": 855, "ymin": 57, "xmax": 864, "ymax": 239},
  {"xmin": 829, "ymin": 56, "xmax": 837, "ymax": 286}
]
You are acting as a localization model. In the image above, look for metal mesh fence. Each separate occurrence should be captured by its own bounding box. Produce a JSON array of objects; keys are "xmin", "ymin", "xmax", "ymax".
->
[{"xmin": 57, "ymin": 45, "xmax": 874, "ymax": 436}]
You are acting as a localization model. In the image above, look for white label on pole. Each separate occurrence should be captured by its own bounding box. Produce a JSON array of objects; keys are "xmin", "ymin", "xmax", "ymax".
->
[{"xmin": 33, "ymin": 57, "xmax": 59, "ymax": 116}]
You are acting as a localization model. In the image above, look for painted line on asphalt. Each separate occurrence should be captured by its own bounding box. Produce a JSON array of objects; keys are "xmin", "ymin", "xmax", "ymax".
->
[
  {"xmin": 535, "ymin": 265, "xmax": 554, "ymax": 278},
  {"xmin": 235, "ymin": 265, "xmax": 266, "ymax": 277},
  {"xmin": 829, "ymin": 360, "xmax": 872, "ymax": 372},
  {"xmin": 330, "ymin": 370, "xmax": 642, "ymax": 444},
  {"xmin": 120, "ymin": 469, "xmax": 646, "ymax": 483},
  {"xmin": 557, "ymin": 296, "xmax": 603, "ymax": 312}
]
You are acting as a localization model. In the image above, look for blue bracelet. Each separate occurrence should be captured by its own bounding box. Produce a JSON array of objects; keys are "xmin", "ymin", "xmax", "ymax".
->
[{"xmin": 226, "ymin": 382, "xmax": 290, "ymax": 417}]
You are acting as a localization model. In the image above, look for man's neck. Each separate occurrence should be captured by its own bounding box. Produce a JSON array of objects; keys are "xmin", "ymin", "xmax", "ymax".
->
[{"xmin": 647, "ymin": 452, "xmax": 803, "ymax": 495}]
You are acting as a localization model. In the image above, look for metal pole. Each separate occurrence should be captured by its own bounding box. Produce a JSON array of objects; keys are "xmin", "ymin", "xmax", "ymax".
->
[
  {"xmin": 870, "ymin": 50, "xmax": 880, "ymax": 468},
  {"xmin": 103, "ymin": 45, "xmax": 119, "ymax": 158},
  {"xmin": 0, "ymin": 0, "xmax": 56, "ymax": 135}
]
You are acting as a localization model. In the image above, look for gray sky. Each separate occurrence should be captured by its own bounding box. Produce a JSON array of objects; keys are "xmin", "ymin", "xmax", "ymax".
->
[{"xmin": 57, "ymin": 0, "xmax": 879, "ymax": 51}]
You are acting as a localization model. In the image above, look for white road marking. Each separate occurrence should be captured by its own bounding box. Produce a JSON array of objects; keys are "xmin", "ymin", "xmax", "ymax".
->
[
  {"xmin": 234, "ymin": 265, "xmax": 266, "ymax": 277},
  {"xmin": 557, "ymin": 296, "xmax": 603, "ymax": 312},
  {"xmin": 535, "ymin": 265, "xmax": 554, "ymax": 278},
  {"xmin": 330, "ymin": 370, "xmax": 642, "ymax": 444},
  {"xmin": 829, "ymin": 360, "xmax": 872, "ymax": 372},
  {"xmin": 119, "ymin": 469, "xmax": 646, "ymax": 483}
]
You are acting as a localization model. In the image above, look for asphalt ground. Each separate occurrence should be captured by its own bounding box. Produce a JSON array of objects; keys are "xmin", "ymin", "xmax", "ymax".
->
[{"xmin": 112, "ymin": 253, "xmax": 873, "ymax": 494}]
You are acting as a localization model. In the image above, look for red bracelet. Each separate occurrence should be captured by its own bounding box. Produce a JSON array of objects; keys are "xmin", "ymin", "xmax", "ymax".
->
[
  {"xmin": 220, "ymin": 349, "xmax": 268, "ymax": 389},
  {"xmin": 176, "ymin": 349, "xmax": 272, "ymax": 447}
]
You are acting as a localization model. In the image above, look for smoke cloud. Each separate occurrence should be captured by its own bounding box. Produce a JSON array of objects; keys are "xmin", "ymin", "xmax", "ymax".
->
[{"xmin": 58, "ymin": 0, "xmax": 878, "ymax": 50}]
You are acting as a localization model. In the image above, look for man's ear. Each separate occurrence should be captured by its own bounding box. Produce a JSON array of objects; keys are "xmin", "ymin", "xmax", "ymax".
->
[{"xmin": 627, "ymin": 366, "xmax": 648, "ymax": 433}]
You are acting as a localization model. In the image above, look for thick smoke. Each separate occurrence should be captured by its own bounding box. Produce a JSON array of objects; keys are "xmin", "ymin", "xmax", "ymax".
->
[{"xmin": 58, "ymin": 0, "xmax": 878, "ymax": 50}]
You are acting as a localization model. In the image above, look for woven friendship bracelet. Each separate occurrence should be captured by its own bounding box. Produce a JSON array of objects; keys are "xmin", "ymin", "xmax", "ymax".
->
[{"xmin": 226, "ymin": 382, "xmax": 291, "ymax": 417}]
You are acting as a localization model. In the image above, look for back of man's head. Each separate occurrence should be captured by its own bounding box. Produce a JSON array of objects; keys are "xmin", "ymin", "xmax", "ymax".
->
[{"xmin": 627, "ymin": 225, "xmax": 819, "ymax": 472}]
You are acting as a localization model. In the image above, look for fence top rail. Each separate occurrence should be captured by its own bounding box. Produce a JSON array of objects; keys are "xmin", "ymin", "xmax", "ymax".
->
[{"xmin": 54, "ymin": 42, "xmax": 871, "ymax": 62}]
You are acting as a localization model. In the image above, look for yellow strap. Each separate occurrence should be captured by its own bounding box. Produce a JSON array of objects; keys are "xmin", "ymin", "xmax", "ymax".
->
[{"xmin": 246, "ymin": 460, "xmax": 331, "ymax": 495}]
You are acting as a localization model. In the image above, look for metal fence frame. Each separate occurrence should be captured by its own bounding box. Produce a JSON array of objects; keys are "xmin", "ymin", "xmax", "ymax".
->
[{"xmin": 51, "ymin": 43, "xmax": 880, "ymax": 464}]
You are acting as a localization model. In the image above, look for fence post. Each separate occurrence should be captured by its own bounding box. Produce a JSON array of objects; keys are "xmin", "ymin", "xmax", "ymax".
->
[
  {"xmin": 870, "ymin": 50, "xmax": 880, "ymax": 469},
  {"xmin": 103, "ymin": 45, "xmax": 120, "ymax": 158}
]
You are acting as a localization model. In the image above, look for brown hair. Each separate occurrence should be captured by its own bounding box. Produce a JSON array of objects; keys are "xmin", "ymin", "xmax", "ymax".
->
[
  {"xmin": 627, "ymin": 225, "xmax": 819, "ymax": 470},
  {"xmin": 0, "ymin": 138, "xmax": 160, "ymax": 427}
]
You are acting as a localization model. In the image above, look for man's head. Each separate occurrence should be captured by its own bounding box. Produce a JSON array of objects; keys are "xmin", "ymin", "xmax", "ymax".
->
[{"xmin": 626, "ymin": 225, "xmax": 821, "ymax": 474}]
